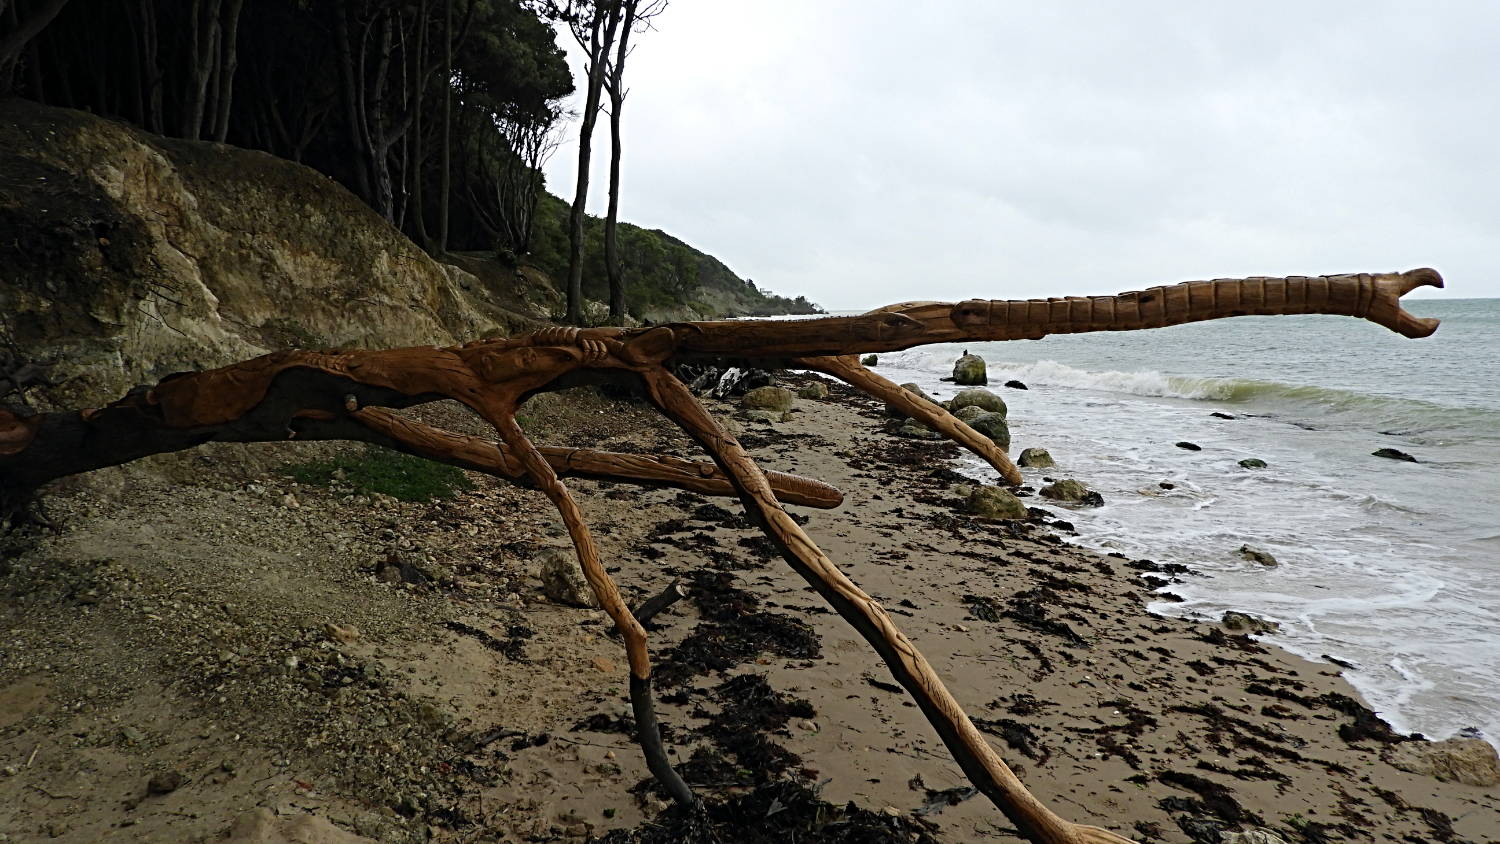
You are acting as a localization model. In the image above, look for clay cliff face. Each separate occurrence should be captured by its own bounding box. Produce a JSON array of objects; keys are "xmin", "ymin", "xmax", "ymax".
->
[{"xmin": 0, "ymin": 100, "xmax": 552, "ymax": 409}]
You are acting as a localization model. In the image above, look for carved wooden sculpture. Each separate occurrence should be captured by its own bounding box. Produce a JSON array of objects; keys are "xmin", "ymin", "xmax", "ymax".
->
[{"xmin": 0, "ymin": 269, "xmax": 1443, "ymax": 844}]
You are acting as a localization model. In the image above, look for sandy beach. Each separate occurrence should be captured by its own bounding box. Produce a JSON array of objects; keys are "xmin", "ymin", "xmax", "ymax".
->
[{"xmin": 1, "ymin": 377, "xmax": 1496, "ymax": 843}]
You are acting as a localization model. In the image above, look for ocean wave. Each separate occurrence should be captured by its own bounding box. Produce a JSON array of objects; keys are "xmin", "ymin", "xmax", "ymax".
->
[{"xmin": 879, "ymin": 350, "xmax": 1500, "ymax": 438}]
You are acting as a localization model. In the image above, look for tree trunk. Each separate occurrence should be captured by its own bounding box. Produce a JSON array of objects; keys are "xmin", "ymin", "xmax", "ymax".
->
[
  {"xmin": 604, "ymin": 0, "xmax": 636, "ymax": 326},
  {"xmin": 565, "ymin": 0, "xmax": 623, "ymax": 325},
  {"xmin": 181, "ymin": 0, "xmax": 223, "ymax": 140},
  {"xmin": 211, "ymin": 0, "xmax": 243, "ymax": 143},
  {"xmin": 140, "ymin": 0, "xmax": 162, "ymax": 134},
  {"xmin": 0, "ymin": 0, "xmax": 70, "ymax": 94},
  {"xmin": 407, "ymin": 0, "xmax": 434, "ymax": 251},
  {"xmin": 435, "ymin": 0, "xmax": 452, "ymax": 255}
]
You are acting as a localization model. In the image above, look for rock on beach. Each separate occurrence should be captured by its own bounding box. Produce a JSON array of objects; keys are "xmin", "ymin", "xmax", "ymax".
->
[
  {"xmin": 1018, "ymin": 447, "xmax": 1054, "ymax": 468},
  {"xmin": 536, "ymin": 547, "xmax": 600, "ymax": 608},
  {"xmin": 886, "ymin": 383, "xmax": 934, "ymax": 418},
  {"xmin": 968, "ymin": 485, "xmax": 1028, "ymax": 520},
  {"xmin": 952, "ymin": 353, "xmax": 987, "ymax": 385},
  {"xmin": 1383, "ymin": 738, "xmax": 1500, "ymax": 787},
  {"xmin": 950, "ymin": 388, "xmax": 1007, "ymax": 416}
]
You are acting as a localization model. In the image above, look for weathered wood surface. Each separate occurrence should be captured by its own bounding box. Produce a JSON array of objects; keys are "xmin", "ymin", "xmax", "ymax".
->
[{"xmin": 0, "ymin": 269, "xmax": 1443, "ymax": 844}]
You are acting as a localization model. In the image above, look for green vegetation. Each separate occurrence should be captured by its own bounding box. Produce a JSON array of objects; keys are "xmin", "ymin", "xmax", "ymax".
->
[
  {"xmin": 528, "ymin": 193, "xmax": 821, "ymax": 321},
  {"xmin": 284, "ymin": 446, "xmax": 473, "ymax": 503}
]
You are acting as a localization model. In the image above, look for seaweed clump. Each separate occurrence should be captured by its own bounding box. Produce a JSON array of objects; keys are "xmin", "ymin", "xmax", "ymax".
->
[{"xmin": 600, "ymin": 780, "xmax": 942, "ymax": 844}]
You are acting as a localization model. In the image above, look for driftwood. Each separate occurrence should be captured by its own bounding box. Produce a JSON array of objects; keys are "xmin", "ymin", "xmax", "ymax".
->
[{"xmin": 0, "ymin": 269, "xmax": 1443, "ymax": 844}]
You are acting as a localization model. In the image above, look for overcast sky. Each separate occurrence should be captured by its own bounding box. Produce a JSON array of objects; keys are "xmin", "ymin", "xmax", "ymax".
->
[{"xmin": 544, "ymin": 1, "xmax": 1499, "ymax": 310}]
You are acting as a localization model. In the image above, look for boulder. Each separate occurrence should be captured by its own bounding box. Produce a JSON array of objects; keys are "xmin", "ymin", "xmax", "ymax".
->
[
  {"xmin": 954, "ymin": 404, "xmax": 986, "ymax": 423},
  {"xmin": 897, "ymin": 419, "xmax": 944, "ymax": 440},
  {"xmin": 742, "ymin": 386, "xmax": 794, "ymax": 413},
  {"xmin": 968, "ymin": 486, "xmax": 1028, "ymax": 520},
  {"xmin": 1039, "ymin": 479, "xmax": 1090, "ymax": 502},
  {"xmin": 1383, "ymin": 738, "xmax": 1500, "ymax": 787},
  {"xmin": 1004, "ymin": 380, "xmax": 1028, "ymax": 390},
  {"xmin": 798, "ymin": 382, "xmax": 828, "ymax": 400},
  {"xmin": 1373, "ymin": 447, "xmax": 1418, "ymax": 463},
  {"xmin": 1238, "ymin": 458, "xmax": 1268, "ymax": 469},
  {"xmin": 861, "ymin": 354, "xmax": 878, "ymax": 366},
  {"xmin": 1018, "ymin": 447, "xmax": 1055, "ymax": 468},
  {"xmin": 1222, "ymin": 611, "xmax": 1279, "ymax": 633},
  {"xmin": 1176, "ymin": 441, "xmax": 1202, "ymax": 451},
  {"xmin": 885, "ymin": 382, "xmax": 935, "ymax": 418},
  {"xmin": 953, "ymin": 354, "xmax": 988, "ymax": 385},
  {"xmin": 1238, "ymin": 544, "xmax": 1277, "ymax": 567},
  {"xmin": 966, "ymin": 412, "xmax": 1011, "ymax": 450},
  {"xmin": 950, "ymin": 388, "xmax": 1007, "ymax": 416},
  {"xmin": 742, "ymin": 409, "xmax": 788, "ymax": 424},
  {"xmin": 535, "ymin": 547, "xmax": 600, "ymax": 608}
]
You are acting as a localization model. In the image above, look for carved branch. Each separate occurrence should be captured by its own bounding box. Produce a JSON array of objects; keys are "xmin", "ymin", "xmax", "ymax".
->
[{"xmin": 0, "ymin": 269, "xmax": 1444, "ymax": 844}]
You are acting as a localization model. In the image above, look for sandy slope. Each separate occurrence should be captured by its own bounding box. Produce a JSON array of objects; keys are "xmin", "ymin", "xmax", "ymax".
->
[{"xmin": 1, "ymin": 381, "xmax": 1496, "ymax": 843}]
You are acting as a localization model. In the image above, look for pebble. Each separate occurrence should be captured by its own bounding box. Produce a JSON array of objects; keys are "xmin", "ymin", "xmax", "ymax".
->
[
  {"xmin": 882, "ymin": 806, "xmax": 901, "ymax": 817},
  {"xmin": 798, "ymin": 720, "xmax": 818, "ymax": 731},
  {"xmin": 591, "ymin": 657, "xmax": 616, "ymax": 673}
]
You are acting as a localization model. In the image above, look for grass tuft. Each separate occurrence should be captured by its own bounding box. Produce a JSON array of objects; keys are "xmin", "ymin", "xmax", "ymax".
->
[{"xmin": 283, "ymin": 445, "xmax": 473, "ymax": 502}]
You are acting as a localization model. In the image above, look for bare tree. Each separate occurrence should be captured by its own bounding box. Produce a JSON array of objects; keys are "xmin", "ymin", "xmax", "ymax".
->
[
  {"xmin": 602, "ymin": 0, "xmax": 665, "ymax": 325},
  {"xmin": 549, "ymin": 0, "xmax": 623, "ymax": 325},
  {"xmin": 467, "ymin": 104, "xmax": 563, "ymax": 256}
]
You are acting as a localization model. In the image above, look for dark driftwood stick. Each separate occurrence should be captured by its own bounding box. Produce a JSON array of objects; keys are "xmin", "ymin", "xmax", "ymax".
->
[{"xmin": 633, "ymin": 579, "xmax": 687, "ymax": 625}]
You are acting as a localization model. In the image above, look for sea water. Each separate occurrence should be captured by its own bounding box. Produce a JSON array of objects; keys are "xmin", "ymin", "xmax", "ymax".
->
[{"xmin": 831, "ymin": 299, "xmax": 1500, "ymax": 748}]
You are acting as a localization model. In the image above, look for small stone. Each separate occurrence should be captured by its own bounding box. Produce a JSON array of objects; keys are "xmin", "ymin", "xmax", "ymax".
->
[
  {"xmin": 1238, "ymin": 544, "xmax": 1277, "ymax": 567},
  {"xmin": 1018, "ymin": 447, "xmax": 1054, "ymax": 468},
  {"xmin": 1373, "ymin": 447, "xmax": 1418, "ymax": 462},
  {"xmin": 323, "ymin": 623, "xmax": 360, "ymax": 645},
  {"xmin": 1004, "ymin": 380, "xmax": 1028, "ymax": 390},
  {"xmin": 147, "ymin": 770, "xmax": 186, "ymax": 795},
  {"xmin": 882, "ymin": 806, "xmax": 902, "ymax": 817},
  {"xmin": 2, "ymin": 765, "xmax": 18, "ymax": 777},
  {"xmin": 798, "ymin": 382, "xmax": 828, "ymax": 400},
  {"xmin": 953, "ymin": 624, "xmax": 970, "ymax": 632},
  {"xmin": 121, "ymin": 725, "xmax": 146, "ymax": 744},
  {"xmin": 743, "ymin": 409, "xmax": 782, "ymax": 424},
  {"xmin": 861, "ymin": 354, "xmax": 878, "ymax": 366},
  {"xmin": 1176, "ymin": 441, "xmax": 1202, "ymax": 451},
  {"xmin": 591, "ymin": 657, "xmax": 616, "ymax": 674},
  {"xmin": 798, "ymin": 720, "xmax": 818, "ymax": 731},
  {"xmin": 968, "ymin": 485, "xmax": 1028, "ymax": 520},
  {"xmin": 605, "ymin": 751, "xmax": 616, "ymax": 760},
  {"xmin": 1238, "ymin": 458, "xmax": 1268, "ymax": 469},
  {"xmin": 281, "ymin": 494, "xmax": 299, "ymax": 508}
]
